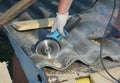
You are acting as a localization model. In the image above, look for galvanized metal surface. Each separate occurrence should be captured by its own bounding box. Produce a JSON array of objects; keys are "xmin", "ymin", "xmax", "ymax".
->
[
  {"xmin": 1, "ymin": 0, "xmax": 120, "ymax": 72},
  {"xmin": 6, "ymin": 33, "xmax": 47, "ymax": 83}
]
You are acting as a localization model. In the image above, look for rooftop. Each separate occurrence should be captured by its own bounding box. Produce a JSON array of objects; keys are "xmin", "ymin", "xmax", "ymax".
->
[{"xmin": 0, "ymin": 0, "xmax": 120, "ymax": 70}]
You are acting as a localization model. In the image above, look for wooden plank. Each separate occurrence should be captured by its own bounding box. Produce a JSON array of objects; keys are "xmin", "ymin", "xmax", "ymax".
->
[
  {"xmin": 13, "ymin": 55, "xmax": 29, "ymax": 83},
  {"xmin": 90, "ymin": 67, "xmax": 120, "ymax": 83},
  {"xmin": 12, "ymin": 16, "xmax": 73, "ymax": 31},
  {"xmin": 0, "ymin": 0, "xmax": 36, "ymax": 27},
  {"xmin": 0, "ymin": 62, "xmax": 12, "ymax": 83},
  {"xmin": 12, "ymin": 18, "xmax": 55, "ymax": 31}
]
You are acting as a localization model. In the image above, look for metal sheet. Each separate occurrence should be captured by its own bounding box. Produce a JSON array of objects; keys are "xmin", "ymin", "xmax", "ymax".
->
[{"xmin": 3, "ymin": 0, "xmax": 120, "ymax": 71}]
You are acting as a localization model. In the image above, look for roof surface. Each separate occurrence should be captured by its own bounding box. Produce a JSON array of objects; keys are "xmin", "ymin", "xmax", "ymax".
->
[{"xmin": 0, "ymin": 0, "xmax": 120, "ymax": 70}]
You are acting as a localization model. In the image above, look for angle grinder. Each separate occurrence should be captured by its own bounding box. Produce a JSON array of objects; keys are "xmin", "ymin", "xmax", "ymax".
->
[{"xmin": 35, "ymin": 15, "xmax": 81, "ymax": 59}]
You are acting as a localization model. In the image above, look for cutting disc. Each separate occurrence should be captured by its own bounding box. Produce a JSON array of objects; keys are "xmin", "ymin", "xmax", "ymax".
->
[{"xmin": 35, "ymin": 39, "xmax": 60, "ymax": 59}]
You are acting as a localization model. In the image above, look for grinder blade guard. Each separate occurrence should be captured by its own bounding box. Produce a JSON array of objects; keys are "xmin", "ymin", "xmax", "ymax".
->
[{"xmin": 35, "ymin": 15, "xmax": 81, "ymax": 59}]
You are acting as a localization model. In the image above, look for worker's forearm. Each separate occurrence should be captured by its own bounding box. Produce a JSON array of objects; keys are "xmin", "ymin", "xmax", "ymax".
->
[{"xmin": 58, "ymin": 0, "xmax": 73, "ymax": 14}]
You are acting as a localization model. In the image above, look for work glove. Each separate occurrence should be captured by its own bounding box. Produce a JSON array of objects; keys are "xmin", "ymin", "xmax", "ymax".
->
[{"xmin": 51, "ymin": 12, "xmax": 69, "ymax": 36}]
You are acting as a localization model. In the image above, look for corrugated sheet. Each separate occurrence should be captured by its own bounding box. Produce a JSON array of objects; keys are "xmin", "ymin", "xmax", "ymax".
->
[
  {"xmin": 1, "ymin": 0, "xmax": 120, "ymax": 70},
  {"xmin": 0, "ymin": 0, "xmax": 96, "ymax": 18}
]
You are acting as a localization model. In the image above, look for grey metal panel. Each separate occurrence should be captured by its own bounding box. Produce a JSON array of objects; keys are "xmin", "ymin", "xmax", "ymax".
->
[
  {"xmin": 5, "ymin": 31, "xmax": 47, "ymax": 83},
  {"xmin": 2, "ymin": 0, "xmax": 120, "ymax": 71}
]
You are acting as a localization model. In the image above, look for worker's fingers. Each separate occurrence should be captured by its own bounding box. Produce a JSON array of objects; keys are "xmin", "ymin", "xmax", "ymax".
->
[
  {"xmin": 57, "ymin": 13, "xmax": 68, "ymax": 36},
  {"xmin": 51, "ymin": 20, "xmax": 57, "ymax": 32},
  {"xmin": 51, "ymin": 12, "xmax": 69, "ymax": 36},
  {"xmin": 58, "ymin": 25, "xmax": 65, "ymax": 36}
]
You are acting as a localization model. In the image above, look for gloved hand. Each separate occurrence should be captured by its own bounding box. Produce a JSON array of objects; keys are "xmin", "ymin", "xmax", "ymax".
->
[{"xmin": 51, "ymin": 12, "xmax": 69, "ymax": 36}]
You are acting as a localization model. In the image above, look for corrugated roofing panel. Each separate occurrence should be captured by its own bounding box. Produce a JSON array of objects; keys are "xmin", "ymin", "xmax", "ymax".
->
[{"xmin": 1, "ymin": 0, "xmax": 120, "ymax": 70}]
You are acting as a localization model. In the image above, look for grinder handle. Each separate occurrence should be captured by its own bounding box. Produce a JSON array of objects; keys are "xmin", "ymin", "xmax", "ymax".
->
[{"xmin": 64, "ymin": 15, "xmax": 81, "ymax": 32}]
